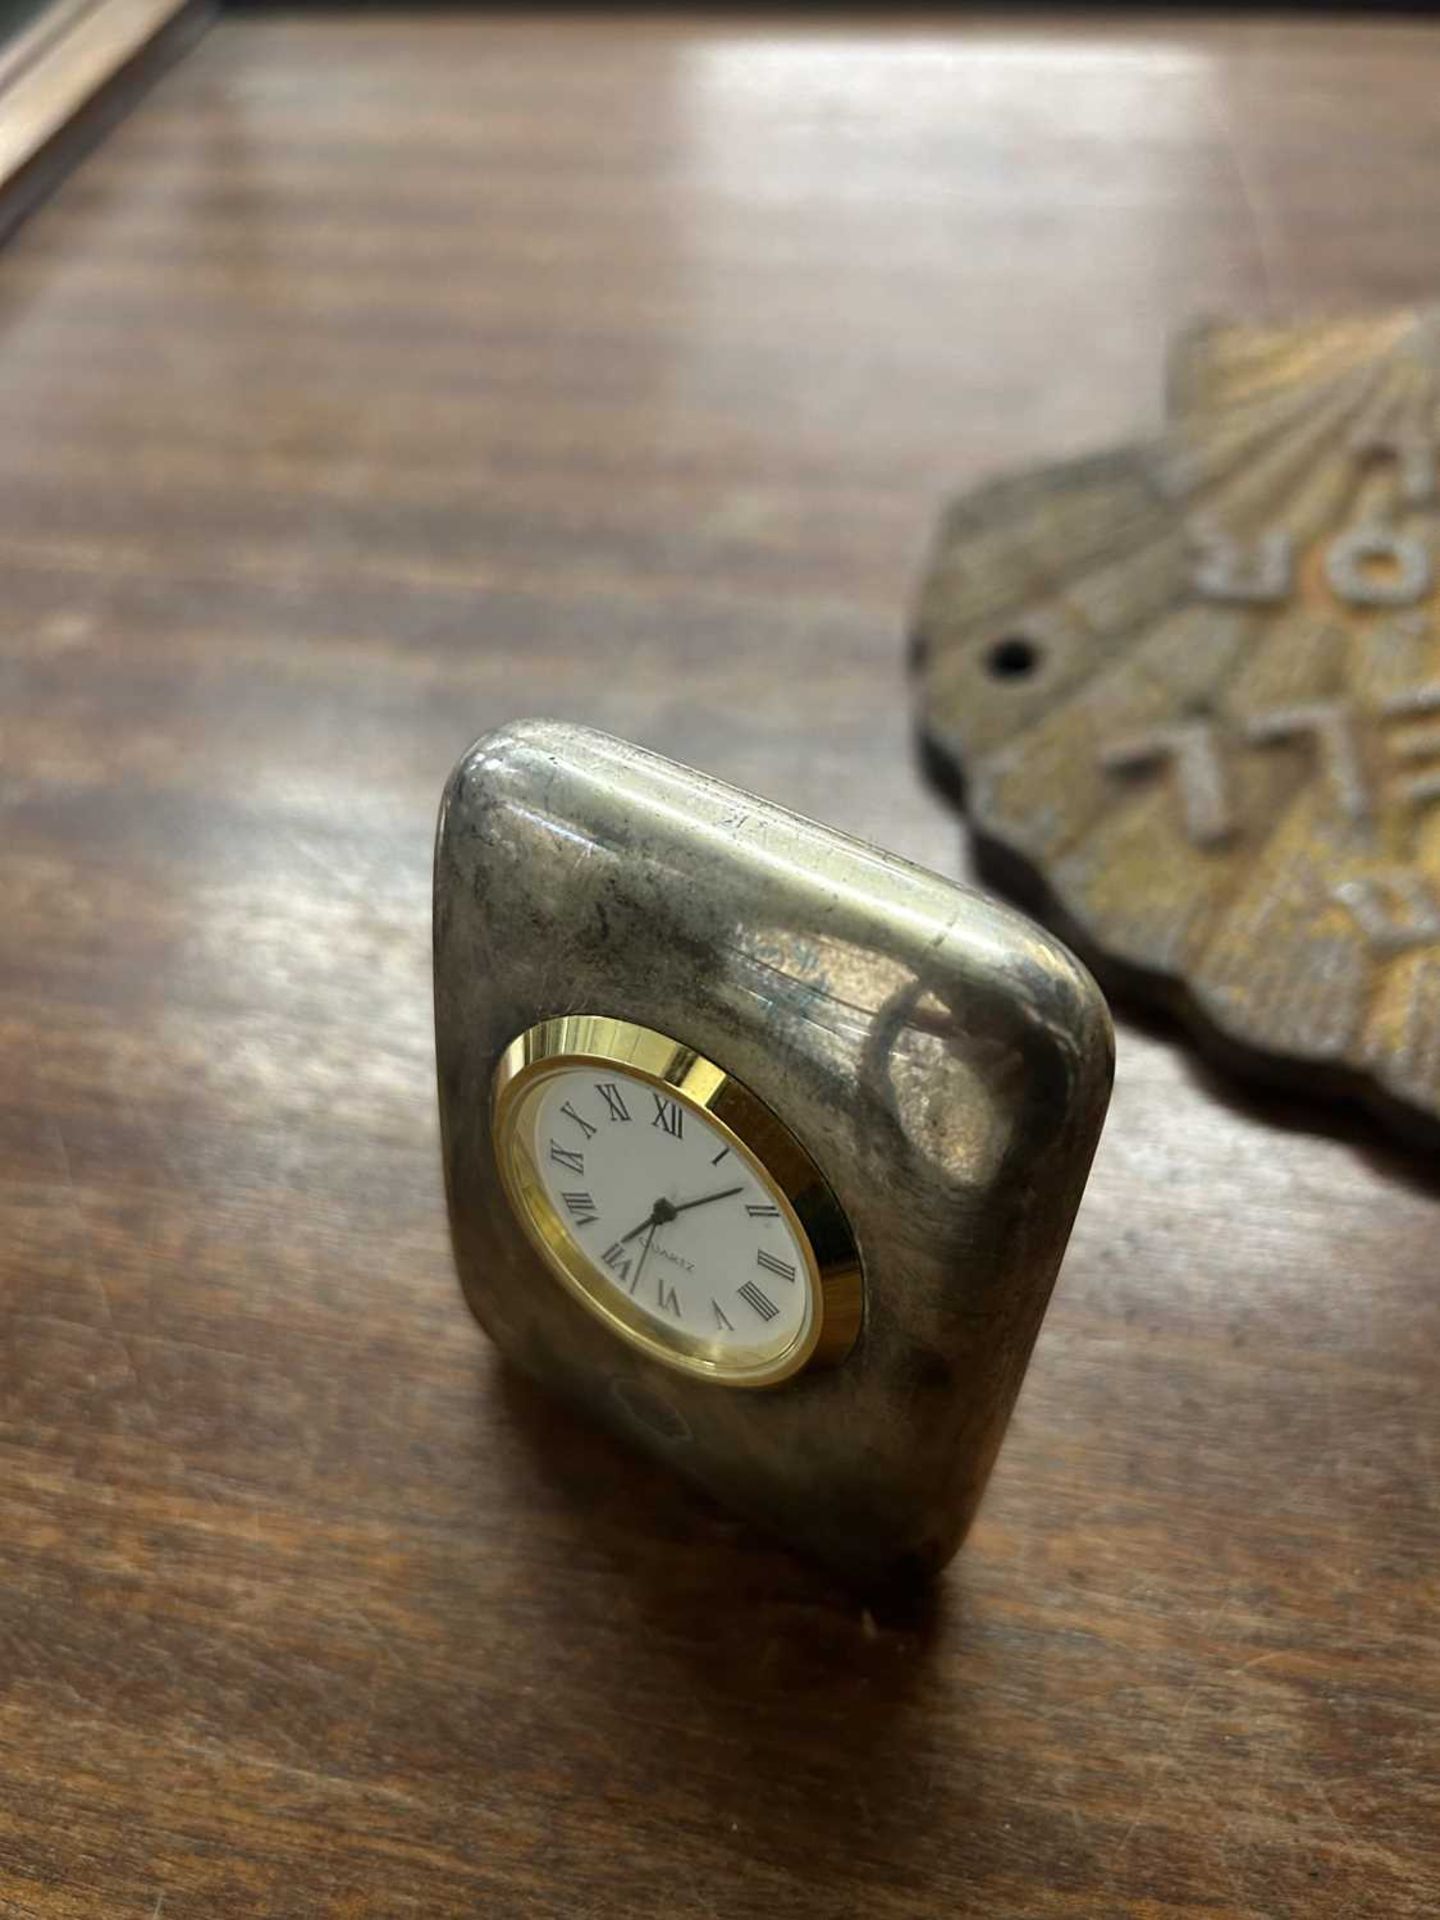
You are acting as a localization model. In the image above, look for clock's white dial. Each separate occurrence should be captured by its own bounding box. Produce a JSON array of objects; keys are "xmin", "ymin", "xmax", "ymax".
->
[{"xmin": 522, "ymin": 1065, "xmax": 815, "ymax": 1362}]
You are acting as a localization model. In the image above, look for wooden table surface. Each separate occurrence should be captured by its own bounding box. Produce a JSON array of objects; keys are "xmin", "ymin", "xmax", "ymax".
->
[{"xmin": 2, "ymin": 11, "xmax": 1437, "ymax": 1916}]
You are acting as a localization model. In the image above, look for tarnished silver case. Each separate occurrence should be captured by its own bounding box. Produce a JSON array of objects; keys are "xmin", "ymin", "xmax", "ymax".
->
[{"xmin": 435, "ymin": 721, "xmax": 1112, "ymax": 1585}]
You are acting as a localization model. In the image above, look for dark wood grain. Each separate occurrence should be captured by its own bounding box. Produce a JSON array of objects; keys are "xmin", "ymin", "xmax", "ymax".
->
[{"xmin": 1, "ymin": 11, "xmax": 1437, "ymax": 1917}]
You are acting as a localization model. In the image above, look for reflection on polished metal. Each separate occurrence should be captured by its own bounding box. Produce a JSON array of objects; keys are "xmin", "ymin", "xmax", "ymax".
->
[
  {"xmin": 915, "ymin": 311, "xmax": 1440, "ymax": 1147},
  {"xmin": 435, "ymin": 722, "xmax": 1111, "ymax": 1584}
]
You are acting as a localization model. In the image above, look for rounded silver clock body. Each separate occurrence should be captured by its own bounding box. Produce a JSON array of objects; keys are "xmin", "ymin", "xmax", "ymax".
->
[{"xmin": 437, "ymin": 720, "xmax": 1114, "ymax": 1580}]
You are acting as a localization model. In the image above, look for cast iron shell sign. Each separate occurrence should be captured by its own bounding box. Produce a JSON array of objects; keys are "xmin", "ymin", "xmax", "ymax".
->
[{"xmin": 914, "ymin": 313, "xmax": 1440, "ymax": 1146}]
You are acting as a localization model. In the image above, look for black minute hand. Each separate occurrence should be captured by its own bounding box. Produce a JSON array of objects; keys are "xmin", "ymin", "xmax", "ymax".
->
[
  {"xmin": 668, "ymin": 1185, "xmax": 744, "ymax": 1217},
  {"xmin": 616, "ymin": 1185, "xmax": 744, "ymax": 1250}
]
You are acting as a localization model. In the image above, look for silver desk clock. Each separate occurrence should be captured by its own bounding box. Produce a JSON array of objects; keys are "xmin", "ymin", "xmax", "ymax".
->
[{"xmin": 435, "ymin": 721, "xmax": 1112, "ymax": 1584}]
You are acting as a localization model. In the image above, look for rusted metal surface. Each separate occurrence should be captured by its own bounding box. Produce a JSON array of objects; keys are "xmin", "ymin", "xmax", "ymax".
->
[{"xmin": 914, "ymin": 312, "xmax": 1440, "ymax": 1146}]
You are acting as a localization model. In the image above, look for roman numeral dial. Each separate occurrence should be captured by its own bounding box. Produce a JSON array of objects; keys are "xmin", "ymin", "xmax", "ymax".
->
[
  {"xmin": 497, "ymin": 1036, "xmax": 851, "ymax": 1390},
  {"xmin": 531, "ymin": 1069, "xmax": 814, "ymax": 1349}
]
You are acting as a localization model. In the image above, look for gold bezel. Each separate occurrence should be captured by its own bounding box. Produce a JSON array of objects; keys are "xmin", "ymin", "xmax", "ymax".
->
[{"xmin": 491, "ymin": 1014, "xmax": 863, "ymax": 1388}]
